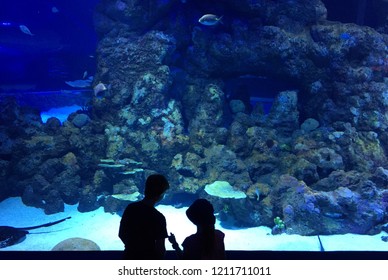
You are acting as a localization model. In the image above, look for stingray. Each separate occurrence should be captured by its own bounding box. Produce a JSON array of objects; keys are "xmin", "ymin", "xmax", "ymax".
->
[{"xmin": 0, "ymin": 216, "xmax": 71, "ymax": 249}]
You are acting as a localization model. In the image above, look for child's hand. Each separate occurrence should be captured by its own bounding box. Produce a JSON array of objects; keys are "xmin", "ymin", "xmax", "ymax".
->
[
  {"xmin": 168, "ymin": 232, "xmax": 177, "ymax": 244},
  {"xmin": 168, "ymin": 232, "xmax": 182, "ymax": 256}
]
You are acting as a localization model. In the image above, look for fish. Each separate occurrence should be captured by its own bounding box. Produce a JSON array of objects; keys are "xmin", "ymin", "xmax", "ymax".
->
[
  {"xmin": 0, "ymin": 217, "xmax": 71, "ymax": 248},
  {"xmin": 119, "ymin": 168, "xmax": 144, "ymax": 175},
  {"xmin": 19, "ymin": 25, "xmax": 34, "ymax": 36},
  {"xmin": 198, "ymin": 14, "xmax": 223, "ymax": 26},
  {"xmin": 93, "ymin": 82, "xmax": 107, "ymax": 95},
  {"xmin": 51, "ymin": 6, "xmax": 59, "ymax": 13},
  {"xmin": 97, "ymin": 163, "xmax": 125, "ymax": 168},
  {"xmin": 65, "ymin": 76, "xmax": 93, "ymax": 88},
  {"xmin": 111, "ymin": 192, "xmax": 141, "ymax": 201}
]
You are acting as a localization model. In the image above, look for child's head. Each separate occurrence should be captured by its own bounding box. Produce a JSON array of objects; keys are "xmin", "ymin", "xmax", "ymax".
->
[{"xmin": 186, "ymin": 199, "xmax": 215, "ymax": 226}]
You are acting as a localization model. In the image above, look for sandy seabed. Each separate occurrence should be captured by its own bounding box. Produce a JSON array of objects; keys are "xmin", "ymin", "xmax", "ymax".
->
[{"xmin": 0, "ymin": 197, "xmax": 387, "ymax": 252}]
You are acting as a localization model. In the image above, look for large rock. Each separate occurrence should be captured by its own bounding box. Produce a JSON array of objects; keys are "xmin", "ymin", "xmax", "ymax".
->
[{"xmin": 51, "ymin": 237, "xmax": 101, "ymax": 251}]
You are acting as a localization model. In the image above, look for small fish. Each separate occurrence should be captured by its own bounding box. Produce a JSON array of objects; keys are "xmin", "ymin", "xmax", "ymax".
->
[
  {"xmin": 98, "ymin": 163, "xmax": 125, "ymax": 168},
  {"xmin": 83, "ymin": 71, "xmax": 88, "ymax": 79},
  {"xmin": 51, "ymin": 6, "xmax": 59, "ymax": 13},
  {"xmin": 100, "ymin": 159, "xmax": 115, "ymax": 163},
  {"xmin": 19, "ymin": 25, "xmax": 34, "ymax": 36},
  {"xmin": 119, "ymin": 169, "xmax": 144, "ymax": 175},
  {"xmin": 323, "ymin": 212, "xmax": 344, "ymax": 219},
  {"xmin": 93, "ymin": 82, "xmax": 107, "ymax": 95},
  {"xmin": 198, "ymin": 14, "xmax": 223, "ymax": 26}
]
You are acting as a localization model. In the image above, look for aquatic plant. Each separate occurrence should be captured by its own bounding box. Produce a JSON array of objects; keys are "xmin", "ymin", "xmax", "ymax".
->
[
  {"xmin": 274, "ymin": 216, "xmax": 285, "ymax": 229},
  {"xmin": 271, "ymin": 216, "xmax": 286, "ymax": 235}
]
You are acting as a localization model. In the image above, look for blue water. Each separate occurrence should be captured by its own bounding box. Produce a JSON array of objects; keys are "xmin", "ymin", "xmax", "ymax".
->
[
  {"xmin": 0, "ymin": 1, "xmax": 98, "ymax": 91},
  {"xmin": 1, "ymin": 1, "xmax": 383, "ymax": 96}
]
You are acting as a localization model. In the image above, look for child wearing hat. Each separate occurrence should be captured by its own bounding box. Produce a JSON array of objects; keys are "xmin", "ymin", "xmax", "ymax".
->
[{"xmin": 169, "ymin": 198, "xmax": 226, "ymax": 259}]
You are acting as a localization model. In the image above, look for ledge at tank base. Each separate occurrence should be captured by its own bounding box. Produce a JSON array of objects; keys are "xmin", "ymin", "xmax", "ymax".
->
[{"xmin": 0, "ymin": 250, "xmax": 387, "ymax": 260}]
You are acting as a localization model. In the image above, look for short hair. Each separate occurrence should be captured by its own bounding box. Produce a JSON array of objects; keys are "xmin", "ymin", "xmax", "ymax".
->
[
  {"xmin": 186, "ymin": 199, "xmax": 215, "ymax": 226},
  {"xmin": 144, "ymin": 174, "xmax": 169, "ymax": 198}
]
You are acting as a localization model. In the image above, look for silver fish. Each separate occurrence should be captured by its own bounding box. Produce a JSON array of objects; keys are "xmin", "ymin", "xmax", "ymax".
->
[
  {"xmin": 93, "ymin": 82, "xmax": 107, "ymax": 95},
  {"xmin": 198, "ymin": 14, "xmax": 223, "ymax": 26},
  {"xmin": 65, "ymin": 76, "xmax": 93, "ymax": 88},
  {"xmin": 19, "ymin": 25, "xmax": 34, "ymax": 36}
]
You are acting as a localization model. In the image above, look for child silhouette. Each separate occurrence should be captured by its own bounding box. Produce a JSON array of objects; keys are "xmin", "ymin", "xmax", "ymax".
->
[{"xmin": 169, "ymin": 198, "xmax": 226, "ymax": 259}]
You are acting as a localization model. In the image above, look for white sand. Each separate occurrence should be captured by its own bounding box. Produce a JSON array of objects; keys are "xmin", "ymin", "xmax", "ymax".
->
[{"xmin": 0, "ymin": 197, "xmax": 387, "ymax": 252}]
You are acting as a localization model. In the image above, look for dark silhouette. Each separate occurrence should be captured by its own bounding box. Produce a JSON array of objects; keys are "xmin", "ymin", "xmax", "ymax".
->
[
  {"xmin": 169, "ymin": 198, "xmax": 226, "ymax": 259},
  {"xmin": 119, "ymin": 174, "xmax": 169, "ymax": 259}
]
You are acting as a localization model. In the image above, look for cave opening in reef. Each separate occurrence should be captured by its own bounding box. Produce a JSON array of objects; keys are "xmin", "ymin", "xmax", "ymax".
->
[{"xmin": 223, "ymin": 74, "xmax": 300, "ymax": 115}]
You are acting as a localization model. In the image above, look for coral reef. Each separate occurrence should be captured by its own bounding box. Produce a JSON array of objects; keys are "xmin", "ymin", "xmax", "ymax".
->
[
  {"xmin": 204, "ymin": 181, "xmax": 247, "ymax": 199},
  {"xmin": 0, "ymin": 0, "xmax": 387, "ymax": 235}
]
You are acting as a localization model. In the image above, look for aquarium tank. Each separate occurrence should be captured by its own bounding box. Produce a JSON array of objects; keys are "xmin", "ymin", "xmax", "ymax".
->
[{"xmin": 1, "ymin": 0, "xmax": 388, "ymax": 253}]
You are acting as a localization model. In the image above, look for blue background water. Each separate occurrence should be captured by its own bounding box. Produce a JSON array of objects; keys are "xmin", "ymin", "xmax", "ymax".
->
[
  {"xmin": 0, "ymin": 0, "xmax": 99, "ymax": 90},
  {"xmin": 1, "ymin": 1, "xmax": 384, "ymax": 93}
]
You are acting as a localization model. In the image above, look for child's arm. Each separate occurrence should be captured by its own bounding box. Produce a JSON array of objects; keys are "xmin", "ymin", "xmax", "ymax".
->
[{"xmin": 168, "ymin": 233, "xmax": 183, "ymax": 259}]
